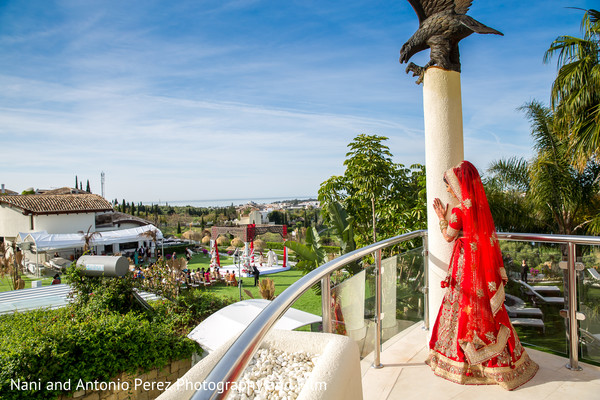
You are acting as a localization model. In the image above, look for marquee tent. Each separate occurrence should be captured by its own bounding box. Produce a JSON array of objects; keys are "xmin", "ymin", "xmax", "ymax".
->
[{"xmin": 16, "ymin": 224, "xmax": 163, "ymax": 252}]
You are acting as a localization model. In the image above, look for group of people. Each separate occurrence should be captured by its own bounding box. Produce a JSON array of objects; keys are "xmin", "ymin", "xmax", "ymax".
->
[{"xmin": 132, "ymin": 246, "xmax": 153, "ymax": 265}]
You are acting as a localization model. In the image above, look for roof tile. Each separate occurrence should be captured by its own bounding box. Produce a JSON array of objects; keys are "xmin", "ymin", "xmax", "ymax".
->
[{"xmin": 0, "ymin": 194, "xmax": 113, "ymax": 215}]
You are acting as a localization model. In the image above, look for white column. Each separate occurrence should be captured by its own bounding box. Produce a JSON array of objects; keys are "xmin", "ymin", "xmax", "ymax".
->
[{"xmin": 423, "ymin": 67, "xmax": 464, "ymax": 330}]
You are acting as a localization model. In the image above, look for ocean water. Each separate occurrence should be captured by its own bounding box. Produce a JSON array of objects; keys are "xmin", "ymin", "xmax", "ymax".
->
[{"xmin": 144, "ymin": 196, "xmax": 316, "ymax": 208}]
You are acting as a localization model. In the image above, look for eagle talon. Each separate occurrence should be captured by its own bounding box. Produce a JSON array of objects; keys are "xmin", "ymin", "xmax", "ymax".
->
[
  {"xmin": 398, "ymin": 0, "xmax": 503, "ymax": 84},
  {"xmin": 406, "ymin": 62, "xmax": 425, "ymax": 85}
]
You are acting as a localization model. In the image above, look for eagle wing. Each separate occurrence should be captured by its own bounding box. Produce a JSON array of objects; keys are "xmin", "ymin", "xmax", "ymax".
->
[
  {"xmin": 407, "ymin": 0, "xmax": 473, "ymax": 24},
  {"xmin": 454, "ymin": 0, "xmax": 473, "ymax": 15},
  {"xmin": 407, "ymin": 0, "xmax": 453, "ymax": 25}
]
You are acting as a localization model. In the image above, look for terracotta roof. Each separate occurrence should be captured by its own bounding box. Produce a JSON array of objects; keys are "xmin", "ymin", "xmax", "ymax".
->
[
  {"xmin": 0, "ymin": 194, "xmax": 113, "ymax": 215},
  {"xmin": 39, "ymin": 187, "xmax": 88, "ymax": 195}
]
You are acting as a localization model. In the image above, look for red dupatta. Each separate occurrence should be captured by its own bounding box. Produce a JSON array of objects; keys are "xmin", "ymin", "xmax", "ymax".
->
[{"xmin": 444, "ymin": 161, "xmax": 513, "ymax": 365}]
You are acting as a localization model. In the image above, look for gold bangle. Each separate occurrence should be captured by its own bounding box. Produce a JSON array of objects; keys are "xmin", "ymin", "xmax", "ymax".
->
[{"xmin": 439, "ymin": 220, "xmax": 448, "ymax": 232}]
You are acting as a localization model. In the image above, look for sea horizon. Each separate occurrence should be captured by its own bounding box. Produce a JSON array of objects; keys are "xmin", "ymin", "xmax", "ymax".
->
[{"xmin": 142, "ymin": 196, "xmax": 317, "ymax": 208}]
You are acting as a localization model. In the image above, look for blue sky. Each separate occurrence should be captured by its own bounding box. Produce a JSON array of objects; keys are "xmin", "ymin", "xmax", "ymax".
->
[{"xmin": 0, "ymin": 0, "xmax": 596, "ymax": 203}]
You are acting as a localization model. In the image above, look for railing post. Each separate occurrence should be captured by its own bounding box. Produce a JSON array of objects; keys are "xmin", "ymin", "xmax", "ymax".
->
[
  {"xmin": 422, "ymin": 232, "xmax": 430, "ymax": 331},
  {"xmin": 321, "ymin": 273, "xmax": 332, "ymax": 334},
  {"xmin": 372, "ymin": 248, "xmax": 383, "ymax": 369},
  {"xmin": 566, "ymin": 241, "xmax": 582, "ymax": 371}
]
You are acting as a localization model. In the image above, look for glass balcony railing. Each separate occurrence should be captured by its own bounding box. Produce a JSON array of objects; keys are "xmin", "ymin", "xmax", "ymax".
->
[{"xmin": 190, "ymin": 230, "xmax": 597, "ymax": 399}]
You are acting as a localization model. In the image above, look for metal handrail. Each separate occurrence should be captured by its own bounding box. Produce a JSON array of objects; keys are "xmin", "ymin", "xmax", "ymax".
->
[
  {"xmin": 192, "ymin": 229, "xmax": 597, "ymax": 399},
  {"xmin": 497, "ymin": 231, "xmax": 600, "ymax": 246},
  {"xmin": 496, "ymin": 231, "xmax": 600, "ymax": 371},
  {"xmin": 191, "ymin": 230, "xmax": 427, "ymax": 400}
]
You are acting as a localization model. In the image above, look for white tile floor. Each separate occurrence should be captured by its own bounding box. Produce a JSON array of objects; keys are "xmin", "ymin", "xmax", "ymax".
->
[{"xmin": 361, "ymin": 322, "xmax": 600, "ymax": 400}]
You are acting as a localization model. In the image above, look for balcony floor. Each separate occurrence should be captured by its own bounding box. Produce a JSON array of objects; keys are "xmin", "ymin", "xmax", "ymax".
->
[{"xmin": 361, "ymin": 322, "xmax": 600, "ymax": 400}]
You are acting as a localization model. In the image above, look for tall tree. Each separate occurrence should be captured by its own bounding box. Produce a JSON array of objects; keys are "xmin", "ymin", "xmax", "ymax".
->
[
  {"xmin": 86, "ymin": 179, "xmax": 91, "ymax": 193},
  {"xmin": 544, "ymin": 9, "xmax": 600, "ymax": 169},
  {"xmin": 75, "ymin": 175, "xmax": 78, "ymax": 189},
  {"xmin": 488, "ymin": 101, "xmax": 600, "ymax": 235},
  {"xmin": 319, "ymin": 134, "xmax": 426, "ymax": 248}
]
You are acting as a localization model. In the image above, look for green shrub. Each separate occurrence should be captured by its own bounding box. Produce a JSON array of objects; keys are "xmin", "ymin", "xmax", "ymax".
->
[
  {"xmin": 266, "ymin": 242, "xmax": 339, "ymax": 255},
  {"xmin": 152, "ymin": 290, "xmax": 235, "ymax": 334},
  {"xmin": 0, "ymin": 308, "xmax": 199, "ymax": 400},
  {"xmin": 0, "ymin": 265, "xmax": 233, "ymax": 400},
  {"xmin": 265, "ymin": 242, "xmax": 285, "ymax": 250},
  {"xmin": 65, "ymin": 265, "xmax": 144, "ymax": 315}
]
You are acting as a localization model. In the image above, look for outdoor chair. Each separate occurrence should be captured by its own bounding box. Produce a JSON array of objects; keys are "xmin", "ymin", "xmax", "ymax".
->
[
  {"xmin": 585, "ymin": 268, "xmax": 600, "ymax": 288},
  {"xmin": 505, "ymin": 305, "xmax": 543, "ymax": 319},
  {"xmin": 509, "ymin": 317, "xmax": 545, "ymax": 333},
  {"xmin": 514, "ymin": 279, "xmax": 564, "ymax": 306}
]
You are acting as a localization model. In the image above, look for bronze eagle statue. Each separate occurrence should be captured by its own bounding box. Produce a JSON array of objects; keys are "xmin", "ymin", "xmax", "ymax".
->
[{"xmin": 400, "ymin": 0, "xmax": 503, "ymax": 84}]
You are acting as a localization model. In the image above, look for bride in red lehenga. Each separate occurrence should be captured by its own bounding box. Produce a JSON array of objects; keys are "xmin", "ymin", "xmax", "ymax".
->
[{"xmin": 426, "ymin": 161, "xmax": 538, "ymax": 390}]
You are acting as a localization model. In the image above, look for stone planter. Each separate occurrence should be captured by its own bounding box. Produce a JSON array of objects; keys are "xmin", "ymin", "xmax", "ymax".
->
[{"xmin": 158, "ymin": 330, "xmax": 363, "ymax": 400}]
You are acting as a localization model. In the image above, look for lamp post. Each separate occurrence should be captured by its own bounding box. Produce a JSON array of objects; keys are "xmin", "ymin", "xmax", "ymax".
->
[{"xmin": 234, "ymin": 250, "xmax": 242, "ymax": 300}]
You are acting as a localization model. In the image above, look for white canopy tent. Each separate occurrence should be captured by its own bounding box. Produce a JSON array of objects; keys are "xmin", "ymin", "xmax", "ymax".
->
[
  {"xmin": 187, "ymin": 299, "xmax": 322, "ymax": 354},
  {"xmin": 17, "ymin": 224, "xmax": 163, "ymax": 252}
]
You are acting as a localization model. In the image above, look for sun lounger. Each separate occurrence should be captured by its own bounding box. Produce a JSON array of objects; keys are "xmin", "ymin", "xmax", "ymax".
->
[
  {"xmin": 525, "ymin": 285, "xmax": 561, "ymax": 296},
  {"xmin": 510, "ymin": 318, "xmax": 545, "ymax": 333},
  {"xmin": 580, "ymin": 328, "xmax": 600, "ymax": 350},
  {"xmin": 505, "ymin": 305, "xmax": 543, "ymax": 319},
  {"xmin": 504, "ymin": 293, "xmax": 526, "ymax": 308},
  {"xmin": 515, "ymin": 280, "xmax": 564, "ymax": 305},
  {"xmin": 587, "ymin": 268, "xmax": 600, "ymax": 281}
]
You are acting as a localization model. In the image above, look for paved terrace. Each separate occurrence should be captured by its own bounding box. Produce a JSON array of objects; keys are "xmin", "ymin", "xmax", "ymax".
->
[{"xmin": 361, "ymin": 322, "xmax": 600, "ymax": 400}]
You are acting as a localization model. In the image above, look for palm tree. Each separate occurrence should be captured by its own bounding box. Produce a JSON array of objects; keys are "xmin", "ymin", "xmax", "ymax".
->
[
  {"xmin": 78, "ymin": 225, "xmax": 101, "ymax": 253},
  {"xmin": 544, "ymin": 8, "xmax": 600, "ymax": 169},
  {"xmin": 488, "ymin": 101, "xmax": 600, "ymax": 235},
  {"xmin": 139, "ymin": 228, "xmax": 161, "ymax": 258}
]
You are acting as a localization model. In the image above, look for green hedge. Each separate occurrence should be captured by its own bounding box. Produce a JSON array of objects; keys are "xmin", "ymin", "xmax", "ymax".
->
[
  {"xmin": 0, "ymin": 309, "xmax": 199, "ymax": 400},
  {"xmin": 267, "ymin": 242, "xmax": 340, "ymax": 254},
  {"xmin": 265, "ymin": 242, "xmax": 285, "ymax": 250},
  {"xmin": 161, "ymin": 243, "xmax": 192, "ymax": 256}
]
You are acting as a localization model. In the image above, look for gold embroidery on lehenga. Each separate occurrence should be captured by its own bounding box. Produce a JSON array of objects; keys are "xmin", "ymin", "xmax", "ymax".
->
[
  {"xmin": 450, "ymin": 213, "xmax": 458, "ymax": 223},
  {"xmin": 488, "ymin": 281, "xmax": 497, "ymax": 292},
  {"xmin": 485, "ymin": 331, "xmax": 496, "ymax": 342},
  {"xmin": 476, "ymin": 288, "xmax": 484, "ymax": 298},
  {"xmin": 490, "ymin": 283, "xmax": 505, "ymax": 315},
  {"xmin": 461, "ymin": 324, "xmax": 511, "ymax": 365},
  {"xmin": 426, "ymin": 348, "xmax": 539, "ymax": 391},
  {"xmin": 463, "ymin": 198, "xmax": 472, "ymax": 209},
  {"xmin": 497, "ymin": 348, "xmax": 511, "ymax": 366}
]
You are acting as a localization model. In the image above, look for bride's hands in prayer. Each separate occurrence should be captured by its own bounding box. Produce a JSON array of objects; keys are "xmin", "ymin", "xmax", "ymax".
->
[{"xmin": 433, "ymin": 198, "xmax": 448, "ymax": 220}]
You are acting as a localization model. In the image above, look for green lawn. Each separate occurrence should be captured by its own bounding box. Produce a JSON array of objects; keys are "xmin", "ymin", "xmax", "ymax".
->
[
  {"xmin": 0, "ymin": 275, "xmax": 53, "ymax": 292},
  {"xmin": 187, "ymin": 267, "xmax": 322, "ymax": 317}
]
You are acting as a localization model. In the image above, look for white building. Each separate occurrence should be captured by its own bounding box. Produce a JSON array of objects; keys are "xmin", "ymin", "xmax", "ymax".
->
[
  {"xmin": 0, "ymin": 193, "xmax": 161, "ymax": 267},
  {"xmin": 0, "ymin": 193, "xmax": 114, "ymax": 241}
]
